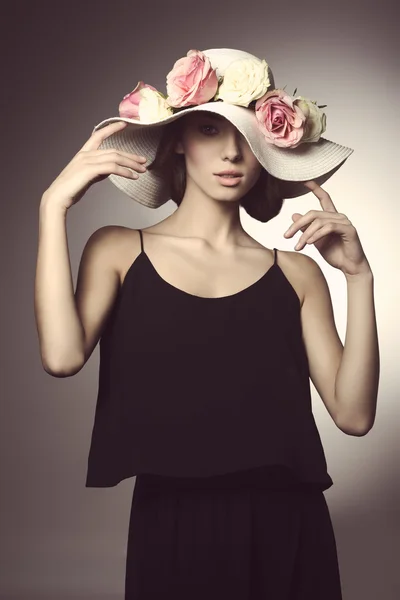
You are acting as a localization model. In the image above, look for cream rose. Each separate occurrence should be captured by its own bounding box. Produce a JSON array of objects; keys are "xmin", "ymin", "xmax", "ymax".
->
[
  {"xmin": 215, "ymin": 57, "xmax": 271, "ymax": 107},
  {"xmin": 118, "ymin": 81, "xmax": 158, "ymax": 119},
  {"xmin": 293, "ymin": 96, "xmax": 327, "ymax": 143},
  {"xmin": 138, "ymin": 88, "xmax": 174, "ymax": 122}
]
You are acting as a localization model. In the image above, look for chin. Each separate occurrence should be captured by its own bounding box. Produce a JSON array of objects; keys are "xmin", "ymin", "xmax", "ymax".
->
[{"xmin": 214, "ymin": 186, "xmax": 250, "ymax": 201}]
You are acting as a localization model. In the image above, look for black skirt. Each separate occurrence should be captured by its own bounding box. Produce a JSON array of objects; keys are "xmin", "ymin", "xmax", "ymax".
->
[{"xmin": 124, "ymin": 465, "xmax": 342, "ymax": 600}]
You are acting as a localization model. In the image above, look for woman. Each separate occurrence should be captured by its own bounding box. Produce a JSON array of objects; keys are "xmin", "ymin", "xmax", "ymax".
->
[{"xmin": 35, "ymin": 48, "xmax": 378, "ymax": 599}]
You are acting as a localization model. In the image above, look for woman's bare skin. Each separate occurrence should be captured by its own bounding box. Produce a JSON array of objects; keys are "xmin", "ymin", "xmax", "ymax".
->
[{"xmin": 115, "ymin": 223, "xmax": 305, "ymax": 304}]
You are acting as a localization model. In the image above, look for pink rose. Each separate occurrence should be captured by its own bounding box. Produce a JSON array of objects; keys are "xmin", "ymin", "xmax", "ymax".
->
[
  {"xmin": 255, "ymin": 89, "xmax": 307, "ymax": 148},
  {"xmin": 166, "ymin": 49, "xmax": 219, "ymax": 108},
  {"xmin": 119, "ymin": 81, "xmax": 158, "ymax": 118}
]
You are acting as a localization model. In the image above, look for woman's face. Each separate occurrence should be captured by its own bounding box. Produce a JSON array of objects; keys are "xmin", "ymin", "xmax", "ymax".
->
[{"xmin": 174, "ymin": 112, "xmax": 262, "ymax": 203}]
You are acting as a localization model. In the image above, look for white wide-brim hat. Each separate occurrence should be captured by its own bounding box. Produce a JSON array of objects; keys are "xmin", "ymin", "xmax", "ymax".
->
[{"xmin": 92, "ymin": 48, "xmax": 354, "ymax": 210}]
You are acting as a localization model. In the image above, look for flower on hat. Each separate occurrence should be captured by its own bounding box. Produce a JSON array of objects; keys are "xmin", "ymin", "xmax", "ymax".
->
[
  {"xmin": 255, "ymin": 89, "xmax": 307, "ymax": 148},
  {"xmin": 293, "ymin": 95, "xmax": 327, "ymax": 143},
  {"xmin": 138, "ymin": 88, "xmax": 174, "ymax": 122},
  {"xmin": 214, "ymin": 57, "xmax": 271, "ymax": 107},
  {"xmin": 166, "ymin": 49, "xmax": 219, "ymax": 108},
  {"xmin": 119, "ymin": 81, "xmax": 159, "ymax": 119}
]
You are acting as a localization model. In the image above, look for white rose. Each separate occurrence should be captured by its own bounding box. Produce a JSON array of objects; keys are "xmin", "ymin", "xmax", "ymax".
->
[
  {"xmin": 215, "ymin": 57, "xmax": 271, "ymax": 107},
  {"xmin": 293, "ymin": 96, "xmax": 327, "ymax": 143},
  {"xmin": 138, "ymin": 88, "xmax": 174, "ymax": 122}
]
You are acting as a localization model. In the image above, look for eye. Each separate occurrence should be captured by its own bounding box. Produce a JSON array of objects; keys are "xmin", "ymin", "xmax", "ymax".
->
[{"xmin": 199, "ymin": 124, "xmax": 218, "ymax": 135}]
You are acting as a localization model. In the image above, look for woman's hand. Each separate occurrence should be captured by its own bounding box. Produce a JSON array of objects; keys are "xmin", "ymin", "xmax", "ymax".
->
[
  {"xmin": 283, "ymin": 180, "xmax": 372, "ymax": 278},
  {"xmin": 42, "ymin": 121, "xmax": 148, "ymax": 211}
]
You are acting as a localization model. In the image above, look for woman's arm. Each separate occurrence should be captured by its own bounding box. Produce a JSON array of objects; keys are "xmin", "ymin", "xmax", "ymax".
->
[
  {"xmin": 34, "ymin": 196, "xmax": 85, "ymax": 376},
  {"xmin": 285, "ymin": 180, "xmax": 380, "ymax": 436},
  {"xmin": 334, "ymin": 269, "xmax": 379, "ymax": 435}
]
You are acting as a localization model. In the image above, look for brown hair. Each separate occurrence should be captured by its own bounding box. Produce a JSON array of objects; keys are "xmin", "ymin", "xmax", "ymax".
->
[{"xmin": 146, "ymin": 115, "xmax": 285, "ymax": 223}]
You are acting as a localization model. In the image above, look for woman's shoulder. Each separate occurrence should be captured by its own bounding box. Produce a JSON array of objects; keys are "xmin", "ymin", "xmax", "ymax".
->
[
  {"xmin": 249, "ymin": 236, "xmax": 320, "ymax": 308},
  {"xmin": 92, "ymin": 226, "xmax": 142, "ymax": 287}
]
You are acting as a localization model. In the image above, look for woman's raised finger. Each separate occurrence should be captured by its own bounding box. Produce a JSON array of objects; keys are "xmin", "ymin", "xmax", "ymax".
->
[{"xmin": 80, "ymin": 120, "xmax": 128, "ymax": 153}]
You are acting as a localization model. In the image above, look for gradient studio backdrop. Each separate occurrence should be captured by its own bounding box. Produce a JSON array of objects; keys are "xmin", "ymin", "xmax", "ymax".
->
[{"xmin": 1, "ymin": 1, "xmax": 398, "ymax": 599}]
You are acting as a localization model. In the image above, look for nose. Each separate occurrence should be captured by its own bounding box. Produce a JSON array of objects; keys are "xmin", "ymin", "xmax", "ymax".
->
[{"xmin": 222, "ymin": 128, "xmax": 243, "ymax": 162}]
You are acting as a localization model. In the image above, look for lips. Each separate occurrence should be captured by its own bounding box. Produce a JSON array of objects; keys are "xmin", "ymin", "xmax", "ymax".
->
[
  {"xmin": 215, "ymin": 174, "xmax": 243, "ymax": 186},
  {"xmin": 215, "ymin": 171, "xmax": 243, "ymax": 177}
]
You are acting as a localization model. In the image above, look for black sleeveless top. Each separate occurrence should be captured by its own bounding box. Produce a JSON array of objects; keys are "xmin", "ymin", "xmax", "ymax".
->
[{"xmin": 85, "ymin": 229, "xmax": 333, "ymax": 491}]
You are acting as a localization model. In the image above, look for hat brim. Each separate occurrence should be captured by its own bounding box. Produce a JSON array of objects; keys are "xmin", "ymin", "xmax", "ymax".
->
[{"xmin": 93, "ymin": 101, "xmax": 353, "ymax": 207}]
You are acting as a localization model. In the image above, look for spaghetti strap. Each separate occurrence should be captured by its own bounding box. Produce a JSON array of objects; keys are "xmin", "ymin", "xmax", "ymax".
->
[
  {"xmin": 138, "ymin": 229, "xmax": 144, "ymax": 253},
  {"xmin": 273, "ymin": 248, "xmax": 278, "ymax": 265}
]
